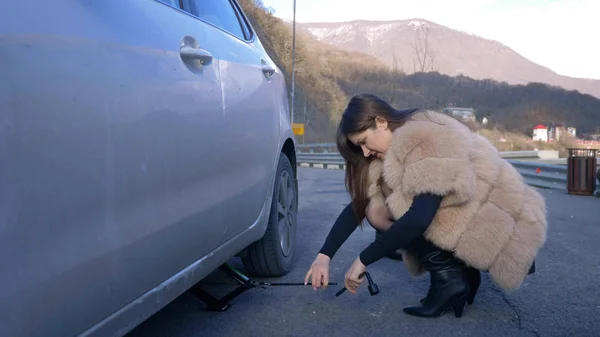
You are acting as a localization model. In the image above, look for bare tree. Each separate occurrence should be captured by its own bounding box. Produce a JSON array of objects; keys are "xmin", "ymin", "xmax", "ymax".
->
[
  {"xmin": 391, "ymin": 46, "xmax": 405, "ymax": 75},
  {"xmin": 411, "ymin": 23, "xmax": 436, "ymax": 108},
  {"xmin": 412, "ymin": 24, "xmax": 436, "ymax": 73},
  {"xmin": 388, "ymin": 44, "xmax": 406, "ymax": 106}
]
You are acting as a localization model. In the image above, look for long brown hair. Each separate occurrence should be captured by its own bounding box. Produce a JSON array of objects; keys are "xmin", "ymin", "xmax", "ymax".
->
[{"xmin": 336, "ymin": 93, "xmax": 421, "ymax": 223}]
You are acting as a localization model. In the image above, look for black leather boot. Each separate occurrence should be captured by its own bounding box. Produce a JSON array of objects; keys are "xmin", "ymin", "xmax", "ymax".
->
[
  {"xmin": 528, "ymin": 260, "xmax": 536, "ymax": 274},
  {"xmin": 419, "ymin": 266, "xmax": 480, "ymax": 305},
  {"xmin": 418, "ymin": 260, "xmax": 533, "ymax": 305},
  {"xmin": 418, "ymin": 259, "xmax": 534, "ymax": 306},
  {"xmin": 403, "ymin": 238, "xmax": 470, "ymax": 318},
  {"xmin": 465, "ymin": 267, "xmax": 481, "ymax": 305}
]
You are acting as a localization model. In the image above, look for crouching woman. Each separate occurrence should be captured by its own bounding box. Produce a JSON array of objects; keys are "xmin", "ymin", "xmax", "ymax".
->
[{"xmin": 305, "ymin": 93, "xmax": 547, "ymax": 318}]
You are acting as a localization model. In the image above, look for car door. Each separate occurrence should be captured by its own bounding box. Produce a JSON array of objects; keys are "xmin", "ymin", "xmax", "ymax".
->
[
  {"xmin": 181, "ymin": 0, "xmax": 281, "ymax": 241},
  {"xmin": 0, "ymin": 0, "xmax": 228, "ymax": 335}
]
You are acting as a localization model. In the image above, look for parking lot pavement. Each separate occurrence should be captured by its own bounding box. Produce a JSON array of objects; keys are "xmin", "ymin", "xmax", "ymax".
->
[{"xmin": 126, "ymin": 167, "xmax": 600, "ymax": 337}]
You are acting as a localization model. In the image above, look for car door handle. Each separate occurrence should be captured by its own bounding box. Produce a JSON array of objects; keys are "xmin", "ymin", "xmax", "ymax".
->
[
  {"xmin": 180, "ymin": 46, "xmax": 213, "ymax": 65},
  {"xmin": 261, "ymin": 63, "xmax": 275, "ymax": 77}
]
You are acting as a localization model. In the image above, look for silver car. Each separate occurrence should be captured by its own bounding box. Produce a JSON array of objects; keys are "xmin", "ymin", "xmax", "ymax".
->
[{"xmin": 0, "ymin": 0, "xmax": 299, "ymax": 336}]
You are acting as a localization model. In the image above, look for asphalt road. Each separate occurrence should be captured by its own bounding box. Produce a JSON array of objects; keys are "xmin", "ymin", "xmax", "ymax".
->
[{"xmin": 126, "ymin": 167, "xmax": 600, "ymax": 337}]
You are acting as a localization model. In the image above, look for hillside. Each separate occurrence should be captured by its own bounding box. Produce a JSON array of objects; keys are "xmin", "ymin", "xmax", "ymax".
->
[
  {"xmin": 238, "ymin": 0, "xmax": 378, "ymax": 141},
  {"xmin": 239, "ymin": 1, "xmax": 600, "ymax": 142},
  {"xmin": 342, "ymin": 71, "xmax": 600, "ymax": 135},
  {"xmin": 297, "ymin": 19, "xmax": 600, "ymax": 99}
]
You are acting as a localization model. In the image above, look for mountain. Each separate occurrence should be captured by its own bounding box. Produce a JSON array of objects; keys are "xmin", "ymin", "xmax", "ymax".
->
[
  {"xmin": 238, "ymin": 1, "xmax": 600, "ymax": 142},
  {"xmin": 296, "ymin": 19, "xmax": 600, "ymax": 99}
]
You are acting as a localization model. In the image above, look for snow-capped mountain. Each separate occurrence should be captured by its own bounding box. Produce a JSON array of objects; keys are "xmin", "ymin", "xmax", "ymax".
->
[{"xmin": 295, "ymin": 19, "xmax": 600, "ymax": 98}]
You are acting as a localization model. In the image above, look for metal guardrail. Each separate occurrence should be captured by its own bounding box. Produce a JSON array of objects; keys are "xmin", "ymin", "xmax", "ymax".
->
[
  {"xmin": 296, "ymin": 144, "xmax": 600, "ymax": 195},
  {"xmin": 506, "ymin": 160, "xmax": 569, "ymax": 190}
]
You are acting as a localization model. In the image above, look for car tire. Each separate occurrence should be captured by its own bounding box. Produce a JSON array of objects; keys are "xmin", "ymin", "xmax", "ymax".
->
[
  {"xmin": 242, "ymin": 153, "xmax": 298, "ymax": 277},
  {"xmin": 375, "ymin": 230, "xmax": 404, "ymax": 260}
]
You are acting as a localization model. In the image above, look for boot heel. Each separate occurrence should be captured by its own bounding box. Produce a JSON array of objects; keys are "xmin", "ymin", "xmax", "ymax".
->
[
  {"xmin": 465, "ymin": 267, "xmax": 480, "ymax": 305},
  {"xmin": 451, "ymin": 295, "xmax": 468, "ymax": 318},
  {"xmin": 467, "ymin": 292, "xmax": 476, "ymax": 305}
]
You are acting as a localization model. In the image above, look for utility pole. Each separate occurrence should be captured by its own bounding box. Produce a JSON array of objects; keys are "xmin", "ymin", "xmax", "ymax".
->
[{"xmin": 290, "ymin": 0, "xmax": 296, "ymax": 124}]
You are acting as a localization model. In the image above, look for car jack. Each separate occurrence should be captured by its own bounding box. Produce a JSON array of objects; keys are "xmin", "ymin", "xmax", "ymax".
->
[{"xmin": 189, "ymin": 263, "xmax": 338, "ymax": 312}]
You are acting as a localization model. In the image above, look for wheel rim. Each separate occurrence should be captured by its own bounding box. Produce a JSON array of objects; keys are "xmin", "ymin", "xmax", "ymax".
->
[{"xmin": 277, "ymin": 170, "xmax": 296, "ymax": 257}]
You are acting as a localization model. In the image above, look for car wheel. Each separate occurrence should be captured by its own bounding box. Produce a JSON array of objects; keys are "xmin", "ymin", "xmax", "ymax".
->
[
  {"xmin": 242, "ymin": 153, "xmax": 298, "ymax": 277},
  {"xmin": 375, "ymin": 230, "xmax": 403, "ymax": 260}
]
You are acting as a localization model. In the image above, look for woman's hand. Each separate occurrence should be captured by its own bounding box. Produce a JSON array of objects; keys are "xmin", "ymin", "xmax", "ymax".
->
[
  {"xmin": 304, "ymin": 253, "xmax": 331, "ymax": 290},
  {"xmin": 344, "ymin": 257, "xmax": 367, "ymax": 294}
]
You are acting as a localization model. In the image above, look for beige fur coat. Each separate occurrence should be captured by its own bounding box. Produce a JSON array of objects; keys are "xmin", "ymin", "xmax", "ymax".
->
[{"xmin": 367, "ymin": 110, "xmax": 548, "ymax": 291}]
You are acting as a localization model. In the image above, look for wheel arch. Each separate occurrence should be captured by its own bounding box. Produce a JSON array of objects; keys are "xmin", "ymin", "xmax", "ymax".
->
[
  {"xmin": 281, "ymin": 137, "xmax": 298, "ymax": 207},
  {"xmin": 281, "ymin": 138, "xmax": 297, "ymax": 177}
]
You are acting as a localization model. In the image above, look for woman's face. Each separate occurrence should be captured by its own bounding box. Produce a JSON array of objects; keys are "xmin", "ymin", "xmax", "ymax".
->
[{"xmin": 348, "ymin": 118, "xmax": 393, "ymax": 159}]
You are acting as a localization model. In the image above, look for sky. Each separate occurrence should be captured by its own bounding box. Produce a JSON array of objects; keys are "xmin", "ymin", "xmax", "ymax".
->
[{"xmin": 259, "ymin": 0, "xmax": 600, "ymax": 80}]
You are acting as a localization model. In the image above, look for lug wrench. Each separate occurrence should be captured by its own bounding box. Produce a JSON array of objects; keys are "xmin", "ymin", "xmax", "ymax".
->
[{"xmin": 335, "ymin": 271, "xmax": 379, "ymax": 297}]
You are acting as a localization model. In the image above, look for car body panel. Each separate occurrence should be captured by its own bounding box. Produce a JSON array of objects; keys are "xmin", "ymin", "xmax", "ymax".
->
[{"xmin": 194, "ymin": 10, "xmax": 281, "ymax": 243}]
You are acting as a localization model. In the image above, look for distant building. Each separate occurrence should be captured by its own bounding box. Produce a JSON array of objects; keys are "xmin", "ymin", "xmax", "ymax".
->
[
  {"xmin": 442, "ymin": 107, "xmax": 475, "ymax": 122},
  {"xmin": 548, "ymin": 123, "xmax": 576, "ymax": 141},
  {"xmin": 532, "ymin": 124, "xmax": 548, "ymax": 142},
  {"xmin": 584, "ymin": 133, "xmax": 600, "ymax": 141},
  {"xmin": 532, "ymin": 123, "xmax": 576, "ymax": 142}
]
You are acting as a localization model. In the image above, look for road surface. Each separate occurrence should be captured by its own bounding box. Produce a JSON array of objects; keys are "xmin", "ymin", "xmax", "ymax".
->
[{"xmin": 126, "ymin": 167, "xmax": 600, "ymax": 337}]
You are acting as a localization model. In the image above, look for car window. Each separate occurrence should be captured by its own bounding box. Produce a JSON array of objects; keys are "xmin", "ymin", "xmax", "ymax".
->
[{"xmin": 182, "ymin": 0, "xmax": 248, "ymax": 40}]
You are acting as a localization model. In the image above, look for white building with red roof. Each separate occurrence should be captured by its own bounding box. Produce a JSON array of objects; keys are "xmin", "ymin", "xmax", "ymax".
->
[{"xmin": 532, "ymin": 124, "xmax": 549, "ymax": 142}]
